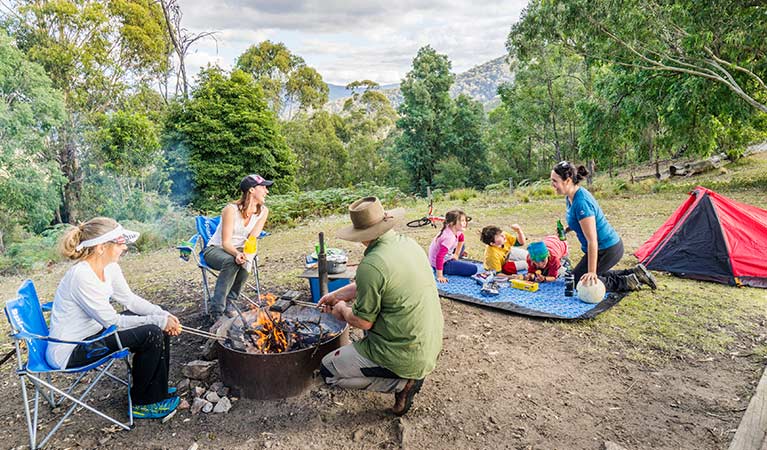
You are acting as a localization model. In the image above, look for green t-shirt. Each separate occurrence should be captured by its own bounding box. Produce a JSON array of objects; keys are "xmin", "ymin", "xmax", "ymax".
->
[{"xmin": 352, "ymin": 230, "xmax": 444, "ymax": 380}]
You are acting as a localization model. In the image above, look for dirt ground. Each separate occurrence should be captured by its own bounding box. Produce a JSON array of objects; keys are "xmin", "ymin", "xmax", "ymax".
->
[{"xmin": 1, "ymin": 259, "xmax": 763, "ymax": 450}]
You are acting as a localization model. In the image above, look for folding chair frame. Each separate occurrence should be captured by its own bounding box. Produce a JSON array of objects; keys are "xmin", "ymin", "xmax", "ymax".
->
[{"xmin": 5, "ymin": 281, "xmax": 134, "ymax": 449}]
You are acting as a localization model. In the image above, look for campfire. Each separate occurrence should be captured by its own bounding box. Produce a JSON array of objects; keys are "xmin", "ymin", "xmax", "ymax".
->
[
  {"xmin": 214, "ymin": 292, "xmax": 350, "ymax": 399},
  {"xmin": 223, "ymin": 292, "xmax": 342, "ymax": 354}
]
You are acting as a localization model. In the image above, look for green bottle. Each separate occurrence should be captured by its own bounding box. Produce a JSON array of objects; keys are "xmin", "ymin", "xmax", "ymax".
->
[{"xmin": 557, "ymin": 219, "xmax": 566, "ymax": 241}]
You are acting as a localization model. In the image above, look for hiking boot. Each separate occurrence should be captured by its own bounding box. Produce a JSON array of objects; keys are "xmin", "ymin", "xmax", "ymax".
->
[
  {"xmin": 624, "ymin": 273, "xmax": 641, "ymax": 291},
  {"xmin": 633, "ymin": 264, "xmax": 657, "ymax": 290},
  {"xmin": 132, "ymin": 396, "xmax": 180, "ymax": 420},
  {"xmin": 392, "ymin": 378, "xmax": 424, "ymax": 416}
]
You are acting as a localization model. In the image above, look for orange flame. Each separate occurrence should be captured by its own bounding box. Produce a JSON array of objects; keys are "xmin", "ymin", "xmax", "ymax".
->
[{"xmin": 250, "ymin": 293, "xmax": 288, "ymax": 353}]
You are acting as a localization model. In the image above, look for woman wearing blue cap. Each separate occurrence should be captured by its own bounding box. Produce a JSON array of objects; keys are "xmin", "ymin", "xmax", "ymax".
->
[{"xmin": 203, "ymin": 174, "xmax": 272, "ymax": 322}]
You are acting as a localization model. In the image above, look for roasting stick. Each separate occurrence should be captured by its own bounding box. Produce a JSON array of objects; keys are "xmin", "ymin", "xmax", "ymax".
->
[{"xmin": 180, "ymin": 325, "xmax": 246, "ymax": 343}]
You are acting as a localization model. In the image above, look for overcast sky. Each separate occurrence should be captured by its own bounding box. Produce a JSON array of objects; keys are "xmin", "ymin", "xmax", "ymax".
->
[{"xmin": 180, "ymin": 0, "xmax": 528, "ymax": 86}]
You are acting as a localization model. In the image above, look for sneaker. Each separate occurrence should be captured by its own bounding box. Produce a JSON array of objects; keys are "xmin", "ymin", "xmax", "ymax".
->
[
  {"xmin": 132, "ymin": 396, "xmax": 180, "ymax": 420},
  {"xmin": 624, "ymin": 273, "xmax": 641, "ymax": 291},
  {"xmin": 224, "ymin": 303, "xmax": 239, "ymax": 318},
  {"xmin": 168, "ymin": 387, "xmax": 177, "ymax": 395},
  {"xmin": 392, "ymin": 378, "xmax": 424, "ymax": 416},
  {"xmin": 633, "ymin": 264, "xmax": 657, "ymax": 290}
]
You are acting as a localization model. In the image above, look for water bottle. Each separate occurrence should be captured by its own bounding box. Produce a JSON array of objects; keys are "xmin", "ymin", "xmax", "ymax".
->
[
  {"xmin": 564, "ymin": 270, "xmax": 575, "ymax": 297},
  {"xmin": 243, "ymin": 235, "xmax": 257, "ymax": 272},
  {"xmin": 557, "ymin": 219, "xmax": 566, "ymax": 241}
]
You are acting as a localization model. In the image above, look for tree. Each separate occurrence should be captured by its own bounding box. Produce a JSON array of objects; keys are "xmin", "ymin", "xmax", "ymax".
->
[
  {"xmin": 157, "ymin": 0, "xmax": 216, "ymax": 100},
  {"xmin": 7, "ymin": 0, "xmax": 171, "ymax": 223},
  {"xmin": 235, "ymin": 41, "xmax": 328, "ymax": 119},
  {"xmin": 282, "ymin": 111, "xmax": 349, "ymax": 190},
  {"xmin": 450, "ymin": 94, "xmax": 491, "ymax": 188},
  {"xmin": 510, "ymin": 0, "xmax": 767, "ymax": 114},
  {"xmin": 395, "ymin": 46, "xmax": 455, "ymax": 194},
  {"xmin": 341, "ymin": 80, "xmax": 398, "ymax": 185},
  {"xmin": 164, "ymin": 67, "xmax": 297, "ymax": 211},
  {"xmin": 0, "ymin": 29, "xmax": 65, "ymax": 248},
  {"xmin": 489, "ymin": 43, "xmax": 588, "ymax": 181}
]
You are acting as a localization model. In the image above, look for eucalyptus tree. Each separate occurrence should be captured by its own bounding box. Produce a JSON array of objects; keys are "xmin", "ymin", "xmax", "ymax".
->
[
  {"xmin": 341, "ymin": 80, "xmax": 398, "ymax": 185},
  {"xmin": 0, "ymin": 30, "xmax": 65, "ymax": 246},
  {"xmin": 282, "ymin": 111, "xmax": 349, "ymax": 190},
  {"xmin": 235, "ymin": 41, "xmax": 329, "ymax": 119},
  {"xmin": 450, "ymin": 94, "xmax": 490, "ymax": 189},
  {"xmin": 510, "ymin": 0, "xmax": 767, "ymax": 114},
  {"xmin": 6, "ymin": 0, "xmax": 171, "ymax": 222},
  {"xmin": 395, "ymin": 45, "xmax": 455, "ymax": 194}
]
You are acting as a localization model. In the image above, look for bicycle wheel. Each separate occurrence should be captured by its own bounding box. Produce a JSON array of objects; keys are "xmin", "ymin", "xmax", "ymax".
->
[{"xmin": 406, "ymin": 217, "xmax": 431, "ymax": 228}]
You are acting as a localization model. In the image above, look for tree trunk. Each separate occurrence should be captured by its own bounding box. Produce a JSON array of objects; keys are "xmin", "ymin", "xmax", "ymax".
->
[
  {"xmin": 527, "ymin": 136, "xmax": 533, "ymax": 176},
  {"xmin": 57, "ymin": 127, "xmax": 80, "ymax": 224},
  {"xmin": 546, "ymin": 79, "xmax": 562, "ymax": 162}
]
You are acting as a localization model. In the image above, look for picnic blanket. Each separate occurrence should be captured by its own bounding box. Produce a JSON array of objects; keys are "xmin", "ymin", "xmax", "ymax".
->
[{"xmin": 436, "ymin": 261, "xmax": 626, "ymax": 320}]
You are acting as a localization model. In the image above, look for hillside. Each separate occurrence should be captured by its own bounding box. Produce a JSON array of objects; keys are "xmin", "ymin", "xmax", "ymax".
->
[{"xmin": 324, "ymin": 56, "xmax": 513, "ymax": 113}]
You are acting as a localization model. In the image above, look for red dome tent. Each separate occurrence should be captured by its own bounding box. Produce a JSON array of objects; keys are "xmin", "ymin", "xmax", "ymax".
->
[{"xmin": 634, "ymin": 186, "xmax": 767, "ymax": 288}]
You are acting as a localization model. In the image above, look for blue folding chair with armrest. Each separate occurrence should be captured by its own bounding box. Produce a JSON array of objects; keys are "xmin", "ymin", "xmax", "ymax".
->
[
  {"xmin": 176, "ymin": 215, "xmax": 269, "ymax": 314},
  {"xmin": 4, "ymin": 280, "xmax": 133, "ymax": 449}
]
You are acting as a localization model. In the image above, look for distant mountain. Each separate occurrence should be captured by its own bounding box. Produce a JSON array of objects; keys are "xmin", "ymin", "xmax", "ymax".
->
[
  {"xmin": 326, "ymin": 82, "xmax": 400, "ymax": 102},
  {"xmin": 324, "ymin": 56, "xmax": 513, "ymax": 112}
]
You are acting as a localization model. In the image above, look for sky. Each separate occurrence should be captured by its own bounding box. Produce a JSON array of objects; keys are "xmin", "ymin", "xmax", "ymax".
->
[{"xmin": 179, "ymin": 0, "xmax": 529, "ymax": 86}]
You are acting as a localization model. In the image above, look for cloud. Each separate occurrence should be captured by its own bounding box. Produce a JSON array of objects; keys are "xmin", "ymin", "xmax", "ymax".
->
[{"xmin": 177, "ymin": 0, "xmax": 526, "ymax": 85}]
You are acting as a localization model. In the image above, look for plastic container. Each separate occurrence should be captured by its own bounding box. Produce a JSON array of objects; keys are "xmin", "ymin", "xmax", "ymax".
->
[{"xmin": 511, "ymin": 279, "xmax": 539, "ymax": 292}]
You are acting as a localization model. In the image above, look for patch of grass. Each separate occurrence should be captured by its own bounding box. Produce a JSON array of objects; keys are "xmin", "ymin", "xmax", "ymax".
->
[{"xmin": 578, "ymin": 276, "xmax": 767, "ymax": 364}]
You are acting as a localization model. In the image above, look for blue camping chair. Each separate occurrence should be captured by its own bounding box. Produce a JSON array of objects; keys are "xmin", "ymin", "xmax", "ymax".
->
[
  {"xmin": 177, "ymin": 215, "xmax": 268, "ymax": 313},
  {"xmin": 4, "ymin": 280, "xmax": 133, "ymax": 449}
]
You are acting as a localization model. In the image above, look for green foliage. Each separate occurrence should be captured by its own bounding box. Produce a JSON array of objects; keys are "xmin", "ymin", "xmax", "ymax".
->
[
  {"xmin": 490, "ymin": 43, "xmax": 586, "ymax": 181},
  {"xmin": 433, "ymin": 157, "xmax": 469, "ymax": 191},
  {"xmin": 501, "ymin": 0, "xmax": 767, "ymax": 177},
  {"xmin": 235, "ymin": 41, "xmax": 328, "ymax": 118},
  {"xmin": 283, "ymin": 111, "xmax": 349, "ymax": 190},
  {"xmin": 92, "ymin": 110, "xmax": 162, "ymax": 177},
  {"xmin": 0, "ymin": 29, "xmax": 65, "ymax": 237},
  {"xmin": 9, "ymin": 0, "xmax": 172, "ymax": 223},
  {"xmin": 450, "ymin": 94, "xmax": 491, "ymax": 188},
  {"xmin": 266, "ymin": 183, "xmax": 404, "ymax": 227},
  {"xmin": 395, "ymin": 46, "xmax": 455, "ymax": 194},
  {"xmin": 446, "ymin": 188, "xmax": 479, "ymax": 202},
  {"xmin": 0, "ymin": 225, "xmax": 68, "ymax": 273},
  {"xmin": 163, "ymin": 67, "xmax": 298, "ymax": 211}
]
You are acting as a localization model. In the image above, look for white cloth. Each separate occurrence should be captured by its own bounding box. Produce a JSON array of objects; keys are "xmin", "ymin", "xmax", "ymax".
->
[
  {"xmin": 208, "ymin": 204, "xmax": 262, "ymax": 248},
  {"xmin": 46, "ymin": 261, "xmax": 169, "ymax": 369}
]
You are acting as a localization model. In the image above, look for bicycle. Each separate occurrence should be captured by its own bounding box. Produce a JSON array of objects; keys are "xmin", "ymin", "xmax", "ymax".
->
[{"xmin": 406, "ymin": 197, "xmax": 472, "ymax": 228}]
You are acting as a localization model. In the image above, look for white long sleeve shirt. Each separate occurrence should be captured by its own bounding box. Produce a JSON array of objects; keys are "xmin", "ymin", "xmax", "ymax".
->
[{"xmin": 46, "ymin": 261, "xmax": 169, "ymax": 369}]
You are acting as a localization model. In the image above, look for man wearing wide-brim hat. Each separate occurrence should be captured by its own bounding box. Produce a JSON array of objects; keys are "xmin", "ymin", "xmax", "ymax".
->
[{"xmin": 319, "ymin": 197, "xmax": 444, "ymax": 416}]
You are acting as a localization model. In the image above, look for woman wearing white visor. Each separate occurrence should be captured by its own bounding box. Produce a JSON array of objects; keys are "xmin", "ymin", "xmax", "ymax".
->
[{"xmin": 46, "ymin": 217, "xmax": 182, "ymax": 420}]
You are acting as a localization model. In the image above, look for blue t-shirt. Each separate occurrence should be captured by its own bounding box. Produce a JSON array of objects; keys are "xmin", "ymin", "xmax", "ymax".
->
[{"xmin": 566, "ymin": 187, "xmax": 620, "ymax": 253}]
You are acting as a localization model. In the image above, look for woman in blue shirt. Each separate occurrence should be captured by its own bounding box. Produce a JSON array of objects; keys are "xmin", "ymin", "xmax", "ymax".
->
[{"xmin": 550, "ymin": 161, "xmax": 657, "ymax": 292}]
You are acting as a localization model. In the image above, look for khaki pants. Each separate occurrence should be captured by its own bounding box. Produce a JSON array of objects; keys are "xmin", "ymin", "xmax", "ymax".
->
[{"xmin": 321, "ymin": 344, "xmax": 408, "ymax": 394}]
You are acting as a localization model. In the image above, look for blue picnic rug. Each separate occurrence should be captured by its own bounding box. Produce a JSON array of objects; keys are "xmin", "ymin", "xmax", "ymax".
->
[{"xmin": 436, "ymin": 261, "xmax": 626, "ymax": 320}]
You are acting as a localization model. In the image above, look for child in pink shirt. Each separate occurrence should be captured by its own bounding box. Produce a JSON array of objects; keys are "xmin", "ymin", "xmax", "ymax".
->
[{"xmin": 428, "ymin": 210, "xmax": 478, "ymax": 283}]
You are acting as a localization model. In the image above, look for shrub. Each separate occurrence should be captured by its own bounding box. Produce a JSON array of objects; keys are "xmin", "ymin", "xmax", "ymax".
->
[
  {"xmin": 0, "ymin": 225, "xmax": 68, "ymax": 273},
  {"xmin": 447, "ymin": 188, "xmax": 479, "ymax": 202},
  {"xmin": 266, "ymin": 183, "xmax": 405, "ymax": 226}
]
